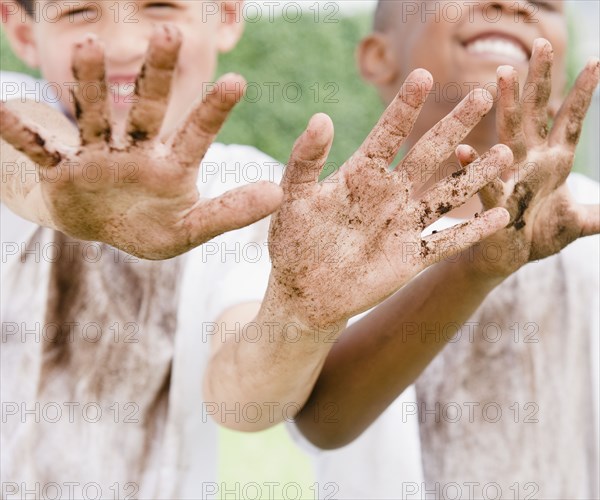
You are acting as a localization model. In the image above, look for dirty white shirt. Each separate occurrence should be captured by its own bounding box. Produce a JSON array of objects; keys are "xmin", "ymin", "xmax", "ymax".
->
[
  {"xmin": 1, "ymin": 71, "xmax": 281, "ymax": 500},
  {"xmin": 292, "ymin": 174, "xmax": 600, "ymax": 500}
]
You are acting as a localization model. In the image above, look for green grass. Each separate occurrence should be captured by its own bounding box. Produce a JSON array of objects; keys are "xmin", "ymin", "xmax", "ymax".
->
[{"xmin": 218, "ymin": 426, "xmax": 314, "ymax": 499}]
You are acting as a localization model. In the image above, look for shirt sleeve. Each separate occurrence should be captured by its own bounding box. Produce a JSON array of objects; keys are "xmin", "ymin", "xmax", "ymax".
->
[{"xmin": 194, "ymin": 143, "xmax": 284, "ymax": 322}]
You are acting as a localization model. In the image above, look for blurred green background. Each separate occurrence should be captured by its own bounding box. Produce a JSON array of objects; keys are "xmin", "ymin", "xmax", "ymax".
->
[
  {"xmin": 217, "ymin": 13, "xmax": 382, "ymax": 170},
  {"xmin": 1, "ymin": 13, "xmax": 383, "ymax": 170},
  {"xmin": 1, "ymin": 7, "xmax": 595, "ymax": 500}
]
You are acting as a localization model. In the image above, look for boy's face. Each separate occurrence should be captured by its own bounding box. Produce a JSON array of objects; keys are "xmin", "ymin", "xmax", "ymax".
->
[
  {"xmin": 368, "ymin": 1, "xmax": 567, "ymax": 111},
  {"xmin": 2, "ymin": 0, "xmax": 244, "ymax": 135}
]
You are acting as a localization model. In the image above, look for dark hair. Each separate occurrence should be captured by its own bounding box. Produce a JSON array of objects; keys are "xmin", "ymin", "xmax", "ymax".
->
[
  {"xmin": 16, "ymin": 0, "xmax": 35, "ymax": 16},
  {"xmin": 374, "ymin": 0, "xmax": 392, "ymax": 33}
]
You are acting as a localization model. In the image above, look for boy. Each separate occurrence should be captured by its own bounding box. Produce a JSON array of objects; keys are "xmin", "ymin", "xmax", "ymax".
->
[
  {"xmin": 294, "ymin": 1, "xmax": 600, "ymax": 499},
  {"xmin": 1, "ymin": 0, "xmax": 511, "ymax": 497}
]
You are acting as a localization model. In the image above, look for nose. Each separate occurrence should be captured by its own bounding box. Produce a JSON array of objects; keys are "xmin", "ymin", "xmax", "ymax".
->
[
  {"xmin": 486, "ymin": 1, "xmax": 536, "ymax": 21},
  {"xmin": 101, "ymin": 24, "xmax": 152, "ymax": 69}
]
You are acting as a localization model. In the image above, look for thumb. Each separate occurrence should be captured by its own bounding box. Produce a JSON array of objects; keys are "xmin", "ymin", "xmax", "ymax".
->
[{"xmin": 185, "ymin": 181, "xmax": 284, "ymax": 247}]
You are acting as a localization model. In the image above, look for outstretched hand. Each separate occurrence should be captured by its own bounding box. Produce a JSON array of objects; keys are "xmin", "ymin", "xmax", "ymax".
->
[
  {"xmin": 0, "ymin": 25, "xmax": 282, "ymax": 259},
  {"xmin": 266, "ymin": 69, "xmax": 512, "ymax": 330},
  {"xmin": 460, "ymin": 39, "xmax": 600, "ymax": 278}
]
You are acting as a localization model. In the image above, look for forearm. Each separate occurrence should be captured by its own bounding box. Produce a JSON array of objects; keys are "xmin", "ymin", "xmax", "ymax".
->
[
  {"xmin": 295, "ymin": 253, "xmax": 504, "ymax": 449},
  {"xmin": 203, "ymin": 283, "xmax": 346, "ymax": 432}
]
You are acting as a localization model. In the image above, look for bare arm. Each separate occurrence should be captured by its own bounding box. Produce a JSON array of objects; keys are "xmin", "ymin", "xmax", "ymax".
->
[
  {"xmin": 295, "ymin": 252, "xmax": 502, "ymax": 449},
  {"xmin": 203, "ymin": 69, "xmax": 513, "ymax": 432},
  {"xmin": 295, "ymin": 40, "xmax": 600, "ymax": 449}
]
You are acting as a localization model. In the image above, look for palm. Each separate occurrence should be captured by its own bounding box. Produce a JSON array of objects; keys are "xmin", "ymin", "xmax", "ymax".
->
[
  {"xmin": 470, "ymin": 40, "xmax": 600, "ymax": 277},
  {"xmin": 269, "ymin": 70, "xmax": 512, "ymax": 329},
  {"xmin": 0, "ymin": 26, "xmax": 282, "ymax": 259},
  {"xmin": 527, "ymin": 184, "xmax": 585, "ymax": 259},
  {"xmin": 43, "ymin": 142, "xmax": 201, "ymax": 257}
]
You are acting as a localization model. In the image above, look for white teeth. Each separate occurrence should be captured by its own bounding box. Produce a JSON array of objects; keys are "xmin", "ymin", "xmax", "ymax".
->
[
  {"xmin": 110, "ymin": 83, "xmax": 135, "ymax": 97},
  {"xmin": 466, "ymin": 37, "xmax": 528, "ymax": 63}
]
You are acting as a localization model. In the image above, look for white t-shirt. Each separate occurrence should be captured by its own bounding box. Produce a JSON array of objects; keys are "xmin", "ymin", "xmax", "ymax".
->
[
  {"xmin": 292, "ymin": 174, "xmax": 600, "ymax": 500},
  {"xmin": 1, "ymin": 72, "xmax": 281, "ymax": 499}
]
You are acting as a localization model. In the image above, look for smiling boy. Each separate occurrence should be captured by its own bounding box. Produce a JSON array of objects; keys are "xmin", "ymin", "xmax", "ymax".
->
[
  {"xmin": 1, "ymin": 2, "xmax": 283, "ymax": 498},
  {"xmin": 293, "ymin": 2, "xmax": 600, "ymax": 499}
]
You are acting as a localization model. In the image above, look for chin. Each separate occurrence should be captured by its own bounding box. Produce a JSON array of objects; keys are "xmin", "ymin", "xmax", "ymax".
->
[{"xmin": 452, "ymin": 67, "xmax": 502, "ymax": 94}]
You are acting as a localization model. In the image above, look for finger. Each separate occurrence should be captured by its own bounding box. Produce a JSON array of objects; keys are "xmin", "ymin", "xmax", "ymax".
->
[
  {"xmin": 186, "ymin": 181, "xmax": 284, "ymax": 246},
  {"xmin": 0, "ymin": 103, "xmax": 63, "ymax": 167},
  {"xmin": 577, "ymin": 204, "xmax": 600, "ymax": 238},
  {"xmin": 399, "ymin": 89, "xmax": 493, "ymax": 190},
  {"xmin": 171, "ymin": 73, "xmax": 245, "ymax": 169},
  {"xmin": 522, "ymin": 38, "xmax": 553, "ymax": 145},
  {"xmin": 455, "ymin": 144, "xmax": 479, "ymax": 168},
  {"xmin": 357, "ymin": 68, "xmax": 433, "ymax": 168},
  {"xmin": 419, "ymin": 144, "xmax": 513, "ymax": 227},
  {"xmin": 281, "ymin": 113, "xmax": 334, "ymax": 200},
  {"xmin": 460, "ymin": 145, "xmax": 510, "ymax": 210},
  {"xmin": 496, "ymin": 65, "xmax": 527, "ymax": 162},
  {"xmin": 420, "ymin": 207, "xmax": 510, "ymax": 268},
  {"xmin": 479, "ymin": 177, "xmax": 507, "ymax": 211},
  {"xmin": 549, "ymin": 58, "xmax": 600, "ymax": 150},
  {"xmin": 126, "ymin": 24, "xmax": 182, "ymax": 144},
  {"xmin": 71, "ymin": 34, "xmax": 112, "ymax": 146}
]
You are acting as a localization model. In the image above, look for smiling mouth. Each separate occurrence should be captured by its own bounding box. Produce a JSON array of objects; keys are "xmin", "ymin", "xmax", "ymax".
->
[
  {"xmin": 463, "ymin": 35, "xmax": 530, "ymax": 64},
  {"xmin": 110, "ymin": 83, "xmax": 136, "ymax": 99},
  {"xmin": 106, "ymin": 76, "xmax": 138, "ymax": 103}
]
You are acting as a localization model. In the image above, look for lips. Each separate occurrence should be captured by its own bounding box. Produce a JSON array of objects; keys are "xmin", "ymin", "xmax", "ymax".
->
[
  {"xmin": 106, "ymin": 75, "xmax": 137, "ymax": 104},
  {"xmin": 463, "ymin": 33, "xmax": 531, "ymax": 64}
]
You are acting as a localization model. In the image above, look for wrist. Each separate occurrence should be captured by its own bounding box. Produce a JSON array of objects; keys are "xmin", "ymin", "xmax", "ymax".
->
[
  {"xmin": 451, "ymin": 247, "xmax": 509, "ymax": 292},
  {"xmin": 258, "ymin": 276, "xmax": 348, "ymax": 346}
]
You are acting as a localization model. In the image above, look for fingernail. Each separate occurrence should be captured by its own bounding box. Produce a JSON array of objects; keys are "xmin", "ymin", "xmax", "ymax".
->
[
  {"xmin": 163, "ymin": 24, "xmax": 172, "ymax": 41},
  {"xmin": 533, "ymin": 38, "xmax": 553, "ymax": 58},
  {"xmin": 497, "ymin": 65, "xmax": 514, "ymax": 79},
  {"xmin": 412, "ymin": 68, "xmax": 433, "ymax": 85}
]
